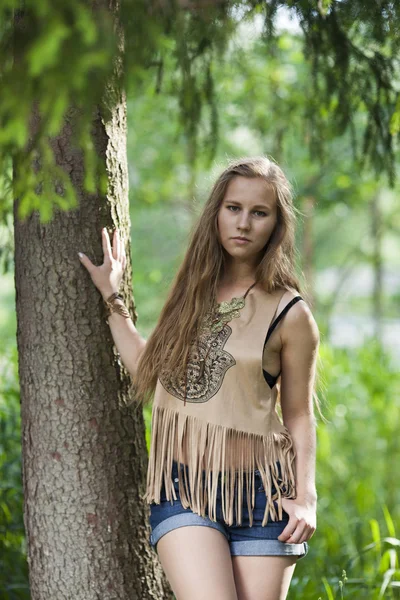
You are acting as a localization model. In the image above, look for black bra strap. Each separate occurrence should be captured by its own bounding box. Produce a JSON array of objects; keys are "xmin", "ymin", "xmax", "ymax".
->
[{"xmin": 263, "ymin": 296, "xmax": 303, "ymax": 351}]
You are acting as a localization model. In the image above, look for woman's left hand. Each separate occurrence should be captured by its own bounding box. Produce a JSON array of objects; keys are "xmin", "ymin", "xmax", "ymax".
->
[{"xmin": 277, "ymin": 496, "xmax": 317, "ymax": 544}]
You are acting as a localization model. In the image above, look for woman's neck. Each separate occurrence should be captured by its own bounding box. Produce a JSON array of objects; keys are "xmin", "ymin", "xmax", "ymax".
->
[
  {"xmin": 216, "ymin": 280, "xmax": 257, "ymax": 304},
  {"xmin": 221, "ymin": 256, "xmax": 259, "ymax": 285},
  {"xmin": 220, "ymin": 276, "xmax": 256, "ymax": 286}
]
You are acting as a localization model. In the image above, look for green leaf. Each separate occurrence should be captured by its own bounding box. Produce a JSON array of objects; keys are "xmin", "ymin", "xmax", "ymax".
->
[{"xmin": 27, "ymin": 21, "xmax": 70, "ymax": 76}]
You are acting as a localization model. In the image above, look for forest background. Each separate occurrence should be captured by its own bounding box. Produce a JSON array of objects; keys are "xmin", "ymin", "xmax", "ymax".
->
[{"xmin": 1, "ymin": 2, "xmax": 400, "ymax": 599}]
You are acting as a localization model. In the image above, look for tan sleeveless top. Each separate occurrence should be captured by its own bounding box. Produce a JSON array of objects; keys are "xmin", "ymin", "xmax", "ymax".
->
[{"xmin": 142, "ymin": 284, "xmax": 305, "ymax": 527}]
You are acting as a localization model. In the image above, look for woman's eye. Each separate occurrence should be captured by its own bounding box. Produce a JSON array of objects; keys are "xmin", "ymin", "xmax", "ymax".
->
[{"xmin": 226, "ymin": 205, "xmax": 267, "ymax": 217}]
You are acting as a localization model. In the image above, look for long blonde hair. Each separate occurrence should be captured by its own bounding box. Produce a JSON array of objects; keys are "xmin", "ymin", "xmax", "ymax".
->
[{"xmin": 130, "ymin": 155, "xmax": 322, "ymax": 418}]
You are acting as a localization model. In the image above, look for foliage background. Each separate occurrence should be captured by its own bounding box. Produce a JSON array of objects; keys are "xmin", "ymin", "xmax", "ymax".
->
[{"xmin": 1, "ymin": 5, "xmax": 400, "ymax": 599}]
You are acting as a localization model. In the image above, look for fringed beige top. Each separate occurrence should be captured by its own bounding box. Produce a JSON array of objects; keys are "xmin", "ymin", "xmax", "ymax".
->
[{"xmin": 143, "ymin": 284, "xmax": 304, "ymax": 528}]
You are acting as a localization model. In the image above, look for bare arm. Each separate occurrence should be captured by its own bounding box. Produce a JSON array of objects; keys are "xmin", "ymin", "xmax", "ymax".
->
[
  {"xmin": 78, "ymin": 227, "xmax": 146, "ymax": 378},
  {"xmin": 279, "ymin": 300, "xmax": 320, "ymax": 503},
  {"xmin": 103, "ymin": 298, "xmax": 147, "ymax": 378}
]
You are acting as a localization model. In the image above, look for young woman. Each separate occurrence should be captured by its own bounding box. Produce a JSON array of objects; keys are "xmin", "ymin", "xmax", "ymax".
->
[{"xmin": 78, "ymin": 156, "xmax": 320, "ymax": 600}]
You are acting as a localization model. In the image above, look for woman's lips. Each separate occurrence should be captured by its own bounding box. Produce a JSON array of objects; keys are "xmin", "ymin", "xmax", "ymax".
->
[{"xmin": 232, "ymin": 237, "xmax": 251, "ymax": 244}]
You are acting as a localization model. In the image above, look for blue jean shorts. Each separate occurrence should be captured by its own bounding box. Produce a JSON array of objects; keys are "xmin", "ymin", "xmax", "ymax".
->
[{"xmin": 148, "ymin": 460, "xmax": 309, "ymax": 559}]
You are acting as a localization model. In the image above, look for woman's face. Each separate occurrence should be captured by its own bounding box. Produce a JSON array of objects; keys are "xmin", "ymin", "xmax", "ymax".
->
[{"xmin": 217, "ymin": 176, "xmax": 278, "ymax": 263}]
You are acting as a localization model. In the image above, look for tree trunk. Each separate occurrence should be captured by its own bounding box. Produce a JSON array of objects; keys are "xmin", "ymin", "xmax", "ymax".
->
[{"xmin": 13, "ymin": 13, "xmax": 172, "ymax": 600}]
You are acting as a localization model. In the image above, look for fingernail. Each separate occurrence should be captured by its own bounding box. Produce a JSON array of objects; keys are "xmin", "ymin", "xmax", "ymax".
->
[{"xmin": 78, "ymin": 252, "xmax": 83, "ymax": 258}]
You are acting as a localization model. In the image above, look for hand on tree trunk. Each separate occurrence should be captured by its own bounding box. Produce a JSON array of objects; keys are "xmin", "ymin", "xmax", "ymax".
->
[{"xmin": 78, "ymin": 227, "xmax": 127, "ymax": 300}]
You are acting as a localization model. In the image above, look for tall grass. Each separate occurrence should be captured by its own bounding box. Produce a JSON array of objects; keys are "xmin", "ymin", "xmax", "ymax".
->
[{"xmin": 289, "ymin": 337, "xmax": 400, "ymax": 598}]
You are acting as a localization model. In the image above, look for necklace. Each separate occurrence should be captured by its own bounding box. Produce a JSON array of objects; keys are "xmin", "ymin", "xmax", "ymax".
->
[
  {"xmin": 183, "ymin": 281, "xmax": 257, "ymax": 405},
  {"xmin": 203, "ymin": 281, "xmax": 257, "ymax": 334}
]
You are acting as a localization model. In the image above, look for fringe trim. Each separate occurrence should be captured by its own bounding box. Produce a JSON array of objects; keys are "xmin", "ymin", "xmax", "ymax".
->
[{"xmin": 142, "ymin": 405, "xmax": 297, "ymax": 527}]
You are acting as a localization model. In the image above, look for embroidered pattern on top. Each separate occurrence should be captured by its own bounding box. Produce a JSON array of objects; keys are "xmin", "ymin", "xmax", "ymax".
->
[{"xmin": 158, "ymin": 323, "xmax": 236, "ymax": 404}]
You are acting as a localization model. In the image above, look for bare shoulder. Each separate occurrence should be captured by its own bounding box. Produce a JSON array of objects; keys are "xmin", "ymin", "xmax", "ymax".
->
[{"xmin": 279, "ymin": 290, "xmax": 320, "ymax": 347}]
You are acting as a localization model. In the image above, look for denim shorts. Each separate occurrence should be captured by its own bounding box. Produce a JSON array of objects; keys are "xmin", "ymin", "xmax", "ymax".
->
[{"xmin": 148, "ymin": 460, "xmax": 309, "ymax": 559}]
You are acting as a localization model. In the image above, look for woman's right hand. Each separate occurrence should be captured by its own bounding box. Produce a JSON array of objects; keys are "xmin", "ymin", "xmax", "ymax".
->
[{"xmin": 78, "ymin": 227, "xmax": 127, "ymax": 300}]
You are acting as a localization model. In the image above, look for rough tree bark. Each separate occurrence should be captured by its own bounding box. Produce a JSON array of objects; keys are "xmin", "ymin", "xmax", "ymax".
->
[{"xmin": 13, "ymin": 8, "xmax": 173, "ymax": 600}]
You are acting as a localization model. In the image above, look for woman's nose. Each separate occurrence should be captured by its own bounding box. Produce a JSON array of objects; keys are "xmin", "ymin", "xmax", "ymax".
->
[{"xmin": 237, "ymin": 211, "xmax": 250, "ymax": 228}]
